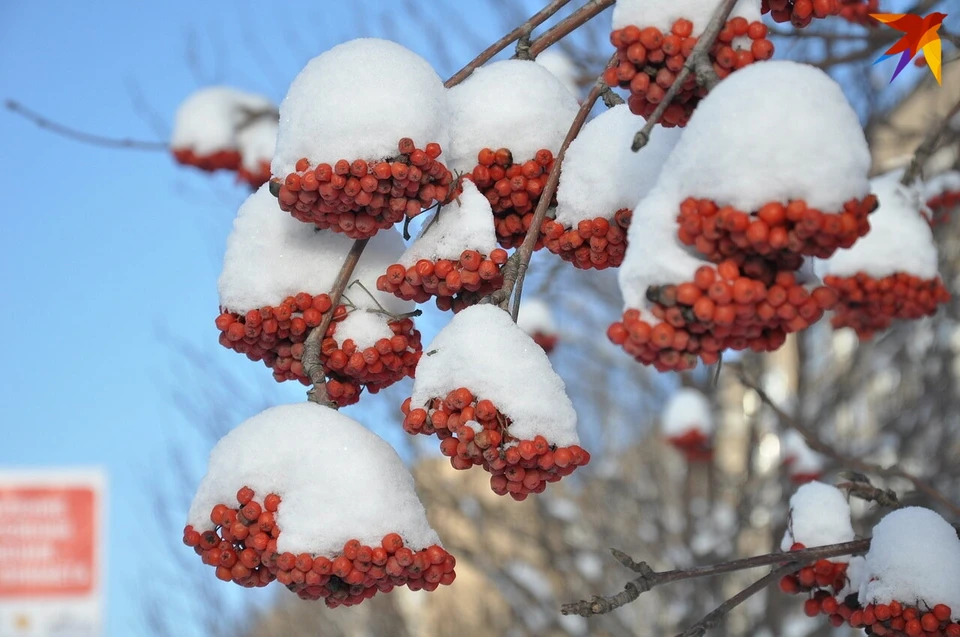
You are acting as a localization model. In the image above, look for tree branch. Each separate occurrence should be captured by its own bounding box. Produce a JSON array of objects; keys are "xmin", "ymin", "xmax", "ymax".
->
[
  {"xmin": 900, "ymin": 95, "xmax": 960, "ymax": 186},
  {"xmin": 560, "ymin": 539, "xmax": 870, "ymax": 617},
  {"xmin": 527, "ymin": 0, "xmax": 616, "ymax": 58},
  {"xmin": 302, "ymin": 238, "xmax": 370, "ymax": 407},
  {"xmin": 443, "ymin": 0, "xmax": 574, "ymax": 88},
  {"xmin": 632, "ymin": 0, "xmax": 739, "ymax": 151},
  {"xmin": 5, "ymin": 99, "xmax": 169, "ymax": 150}
]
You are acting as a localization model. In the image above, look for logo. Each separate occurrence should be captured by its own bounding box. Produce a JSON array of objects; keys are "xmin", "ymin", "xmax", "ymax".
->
[{"xmin": 870, "ymin": 12, "xmax": 947, "ymax": 85}]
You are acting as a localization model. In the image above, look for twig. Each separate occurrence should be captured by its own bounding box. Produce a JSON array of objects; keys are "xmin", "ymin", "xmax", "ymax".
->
[
  {"xmin": 631, "ymin": 0, "xmax": 739, "ymax": 151},
  {"xmin": 560, "ymin": 539, "xmax": 869, "ymax": 617},
  {"xmin": 527, "ymin": 0, "xmax": 616, "ymax": 58},
  {"xmin": 737, "ymin": 371, "xmax": 960, "ymax": 519},
  {"xmin": 900, "ymin": 95, "xmax": 960, "ymax": 186},
  {"xmin": 600, "ymin": 85, "xmax": 625, "ymax": 108},
  {"xmin": 5, "ymin": 99, "xmax": 168, "ymax": 150},
  {"xmin": 502, "ymin": 55, "xmax": 618, "ymax": 321},
  {"xmin": 302, "ymin": 238, "xmax": 370, "ymax": 407},
  {"xmin": 675, "ymin": 563, "xmax": 800, "ymax": 637},
  {"xmin": 443, "ymin": 0, "xmax": 573, "ymax": 88}
]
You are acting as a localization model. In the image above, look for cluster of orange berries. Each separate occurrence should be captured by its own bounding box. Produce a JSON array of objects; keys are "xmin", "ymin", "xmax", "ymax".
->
[
  {"xmin": 237, "ymin": 160, "xmax": 271, "ymax": 189},
  {"xmin": 376, "ymin": 248, "xmax": 510, "ymax": 312},
  {"xmin": 540, "ymin": 209, "xmax": 632, "ymax": 270},
  {"xmin": 606, "ymin": 18, "xmax": 774, "ymax": 126},
  {"xmin": 762, "ymin": 0, "xmax": 842, "ymax": 27},
  {"xmin": 400, "ymin": 388, "xmax": 590, "ymax": 500},
  {"xmin": 677, "ymin": 195, "xmax": 878, "ymax": 270},
  {"xmin": 183, "ymin": 488, "xmax": 455, "ymax": 608},
  {"xmin": 807, "ymin": 595, "xmax": 959, "ymax": 637},
  {"xmin": 273, "ymin": 138, "xmax": 454, "ymax": 239},
  {"xmin": 839, "ymin": 0, "xmax": 880, "ymax": 26},
  {"xmin": 927, "ymin": 190, "xmax": 960, "ymax": 214},
  {"xmin": 465, "ymin": 148, "xmax": 556, "ymax": 249},
  {"xmin": 608, "ymin": 261, "xmax": 837, "ymax": 371},
  {"xmin": 665, "ymin": 429, "xmax": 713, "ymax": 462},
  {"xmin": 173, "ymin": 147, "xmax": 243, "ymax": 174},
  {"xmin": 824, "ymin": 272, "xmax": 951, "ymax": 339},
  {"xmin": 530, "ymin": 331, "xmax": 559, "ymax": 354},
  {"xmin": 778, "ymin": 543, "xmax": 849, "ymax": 595}
]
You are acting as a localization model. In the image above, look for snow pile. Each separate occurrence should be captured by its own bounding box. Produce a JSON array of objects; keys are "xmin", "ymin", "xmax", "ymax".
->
[
  {"xmin": 187, "ymin": 402, "xmax": 441, "ymax": 555},
  {"xmin": 172, "ymin": 86, "xmax": 276, "ymax": 156},
  {"xmin": 780, "ymin": 481, "xmax": 854, "ymax": 556},
  {"xmin": 236, "ymin": 115, "xmax": 278, "ymax": 172},
  {"xmin": 619, "ymin": 61, "xmax": 870, "ymax": 311},
  {"xmin": 780, "ymin": 430, "xmax": 825, "ymax": 478},
  {"xmin": 536, "ymin": 49, "xmax": 581, "ymax": 98},
  {"xmin": 612, "ymin": 0, "xmax": 763, "ymax": 34},
  {"xmin": 925, "ymin": 170, "xmax": 960, "ymax": 199},
  {"xmin": 272, "ymin": 38, "xmax": 449, "ymax": 176},
  {"xmin": 330, "ymin": 310, "xmax": 395, "ymax": 350},
  {"xmin": 661, "ymin": 388, "xmax": 714, "ymax": 437},
  {"xmin": 445, "ymin": 60, "xmax": 580, "ymax": 174},
  {"xmin": 555, "ymin": 105, "xmax": 681, "ymax": 227},
  {"xmin": 516, "ymin": 298, "xmax": 557, "ymax": 337},
  {"xmin": 410, "ymin": 304, "xmax": 579, "ymax": 446},
  {"xmin": 821, "ymin": 172, "xmax": 939, "ymax": 279},
  {"xmin": 399, "ymin": 180, "xmax": 497, "ymax": 264},
  {"xmin": 859, "ymin": 507, "xmax": 960, "ymax": 615},
  {"xmin": 218, "ymin": 184, "xmax": 412, "ymax": 315}
]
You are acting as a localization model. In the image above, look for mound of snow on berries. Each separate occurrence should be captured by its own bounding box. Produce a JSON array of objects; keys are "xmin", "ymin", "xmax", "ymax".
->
[
  {"xmin": 535, "ymin": 49, "xmax": 581, "ymax": 98},
  {"xmin": 411, "ymin": 304, "xmax": 579, "ymax": 446},
  {"xmin": 659, "ymin": 61, "xmax": 871, "ymax": 213},
  {"xmin": 858, "ymin": 507, "xmax": 960, "ymax": 616},
  {"xmin": 556, "ymin": 105, "xmax": 681, "ymax": 226},
  {"xmin": 662, "ymin": 388, "xmax": 714, "ymax": 436},
  {"xmin": 780, "ymin": 430, "xmax": 825, "ymax": 477},
  {"xmin": 925, "ymin": 170, "xmax": 960, "ymax": 199},
  {"xmin": 332, "ymin": 310, "xmax": 395, "ymax": 350},
  {"xmin": 780, "ymin": 481, "xmax": 854, "ymax": 558},
  {"xmin": 272, "ymin": 38, "xmax": 449, "ymax": 176},
  {"xmin": 612, "ymin": 0, "xmax": 762, "ymax": 34},
  {"xmin": 446, "ymin": 60, "xmax": 580, "ymax": 174},
  {"xmin": 187, "ymin": 403, "xmax": 441, "ymax": 555},
  {"xmin": 172, "ymin": 86, "xmax": 276, "ymax": 155},
  {"xmin": 820, "ymin": 173, "xmax": 939, "ymax": 279},
  {"xmin": 218, "ymin": 185, "xmax": 412, "ymax": 315},
  {"xmin": 236, "ymin": 116, "xmax": 278, "ymax": 172},
  {"xmin": 400, "ymin": 180, "xmax": 497, "ymax": 264},
  {"xmin": 516, "ymin": 298, "xmax": 557, "ymax": 337}
]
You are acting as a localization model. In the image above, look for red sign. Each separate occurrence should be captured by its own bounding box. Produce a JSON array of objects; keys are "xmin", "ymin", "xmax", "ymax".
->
[{"xmin": 0, "ymin": 486, "xmax": 97, "ymax": 597}]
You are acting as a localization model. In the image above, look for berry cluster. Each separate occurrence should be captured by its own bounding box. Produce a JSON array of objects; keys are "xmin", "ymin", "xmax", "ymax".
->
[
  {"xmin": 839, "ymin": 0, "xmax": 880, "ymax": 26},
  {"xmin": 927, "ymin": 190, "xmax": 960, "ymax": 215},
  {"xmin": 541, "ymin": 209, "xmax": 632, "ymax": 270},
  {"xmin": 761, "ymin": 0, "xmax": 842, "ymax": 27},
  {"xmin": 608, "ymin": 261, "xmax": 837, "ymax": 372},
  {"xmin": 183, "ymin": 488, "xmax": 456, "ymax": 608},
  {"xmin": 529, "ymin": 331, "xmax": 559, "ymax": 354},
  {"xmin": 779, "ymin": 543, "xmax": 849, "ymax": 595},
  {"xmin": 237, "ymin": 159, "xmax": 271, "ymax": 189},
  {"xmin": 215, "ymin": 294, "xmax": 420, "ymax": 406},
  {"xmin": 606, "ymin": 18, "xmax": 774, "ymax": 127},
  {"xmin": 677, "ymin": 196, "xmax": 878, "ymax": 270},
  {"xmin": 824, "ymin": 272, "xmax": 951, "ymax": 339},
  {"xmin": 665, "ymin": 429, "xmax": 713, "ymax": 462},
  {"xmin": 273, "ymin": 139, "xmax": 454, "ymax": 239},
  {"xmin": 376, "ymin": 248, "xmax": 510, "ymax": 313},
  {"xmin": 805, "ymin": 595, "xmax": 959, "ymax": 636},
  {"xmin": 172, "ymin": 147, "xmax": 243, "ymax": 174},
  {"xmin": 401, "ymin": 389, "xmax": 590, "ymax": 500},
  {"xmin": 464, "ymin": 148, "xmax": 555, "ymax": 249}
]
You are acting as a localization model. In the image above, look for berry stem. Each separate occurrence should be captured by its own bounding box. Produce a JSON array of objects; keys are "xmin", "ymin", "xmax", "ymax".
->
[
  {"xmin": 631, "ymin": 0, "xmax": 741, "ymax": 152},
  {"xmin": 526, "ymin": 0, "xmax": 617, "ymax": 58},
  {"xmin": 443, "ymin": 0, "xmax": 574, "ymax": 88},
  {"xmin": 900, "ymin": 95, "xmax": 960, "ymax": 187},
  {"xmin": 303, "ymin": 238, "xmax": 370, "ymax": 407},
  {"xmin": 560, "ymin": 539, "xmax": 870, "ymax": 617}
]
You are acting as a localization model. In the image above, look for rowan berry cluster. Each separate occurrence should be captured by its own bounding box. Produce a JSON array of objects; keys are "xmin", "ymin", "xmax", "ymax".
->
[
  {"xmin": 400, "ymin": 388, "xmax": 590, "ymax": 500},
  {"xmin": 530, "ymin": 331, "xmax": 559, "ymax": 354},
  {"xmin": 824, "ymin": 272, "xmax": 951, "ymax": 339},
  {"xmin": 172, "ymin": 148, "xmax": 243, "ymax": 174},
  {"xmin": 927, "ymin": 190, "xmax": 960, "ymax": 215},
  {"xmin": 237, "ymin": 159, "xmax": 271, "ymax": 189},
  {"xmin": 183, "ymin": 488, "xmax": 455, "ymax": 608},
  {"xmin": 606, "ymin": 18, "xmax": 774, "ymax": 127},
  {"xmin": 376, "ymin": 247, "xmax": 510, "ymax": 312},
  {"xmin": 665, "ymin": 429, "xmax": 713, "ymax": 462},
  {"xmin": 778, "ymin": 543, "xmax": 849, "ymax": 595},
  {"xmin": 273, "ymin": 138, "xmax": 454, "ymax": 239},
  {"xmin": 805, "ymin": 594, "xmax": 959, "ymax": 637},
  {"xmin": 541, "ymin": 208, "xmax": 632, "ymax": 270},
  {"xmin": 761, "ymin": 0, "xmax": 842, "ymax": 27},
  {"xmin": 839, "ymin": 0, "xmax": 880, "ymax": 26},
  {"xmin": 608, "ymin": 261, "xmax": 836, "ymax": 371},
  {"xmin": 677, "ymin": 195, "xmax": 878, "ymax": 270},
  {"xmin": 464, "ymin": 147, "xmax": 555, "ymax": 248}
]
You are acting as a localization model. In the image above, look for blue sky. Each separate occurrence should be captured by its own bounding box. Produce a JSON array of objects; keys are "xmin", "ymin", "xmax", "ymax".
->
[{"xmin": 1, "ymin": 1, "xmax": 954, "ymax": 635}]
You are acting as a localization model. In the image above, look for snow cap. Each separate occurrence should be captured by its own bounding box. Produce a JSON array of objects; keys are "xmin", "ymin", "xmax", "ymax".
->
[
  {"xmin": 172, "ymin": 86, "xmax": 276, "ymax": 156},
  {"xmin": 780, "ymin": 481, "xmax": 855, "ymax": 560},
  {"xmin": 188, "ymin": 402, "xmax": 441, "ymax": 556},
  {"xmin": 411, "ymin": 304, "xmax": 580, "ymax": 446},
  {"xmin": 399, "ymin": 180, "xmax": 497, "ymax": 265},
  {"xmin": 218, "ymin": 184, "xmax": 412, "ymax": 315},
  {"xmin": 272, "ymin": 38, "xmax": 449, "ymax": 175},
  {"xmin": 516, "ymin": 298, "xmax": 558, "ymax": 337},
  {"xmin": 662, "ymin": 388, "xmax": 714, "ymax": 437}
]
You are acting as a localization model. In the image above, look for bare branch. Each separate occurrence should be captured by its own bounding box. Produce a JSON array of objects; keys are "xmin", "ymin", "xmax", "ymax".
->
[
  {"xmin": 527, "ymin": 0, "xmax": 616, "ymax": 58},
  {"xmin": 5, "ymin": 99, "xmax": 168, "ymax": 150},
  {"xmin": 900, "ymin": 95, "xmax": 960, "ymax": 186}
]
